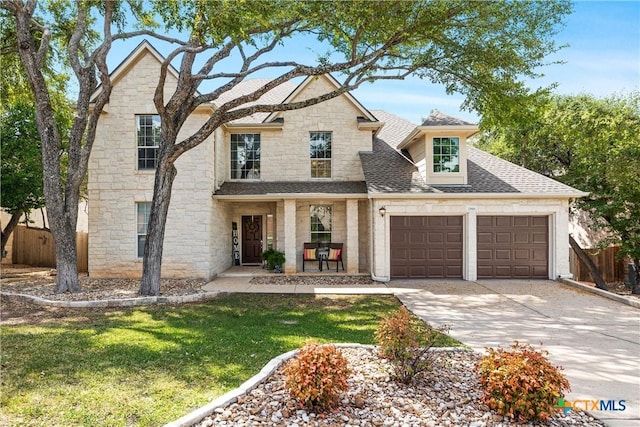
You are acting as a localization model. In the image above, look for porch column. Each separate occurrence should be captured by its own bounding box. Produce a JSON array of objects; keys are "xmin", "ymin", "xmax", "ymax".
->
[
  {"xmin": 283, "ymin": 199, "xmax": 297, "ymax": 274},
  {"xmin": 466, "ymin": 206, "xmax": 477, "ymax": 281},
  {"xmin": 346, "ymin": 199, "xmax": 359, "ymax": 274}
]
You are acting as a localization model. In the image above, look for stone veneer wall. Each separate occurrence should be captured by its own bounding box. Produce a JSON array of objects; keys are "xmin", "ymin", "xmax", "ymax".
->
[
  {"xmin": 88, "ymin": 51, "xmax": 220, "ymax": 279},
  {"xmin": 251, "ymin": 76, "xmax": 372, "ymax": 182}
]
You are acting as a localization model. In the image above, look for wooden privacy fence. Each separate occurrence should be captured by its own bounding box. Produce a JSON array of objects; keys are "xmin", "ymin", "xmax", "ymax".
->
[
  {"xmin": 11, "ymin": 225, "xmax": 88, "ymax": 272},
  {"xmin": 569, "ymin": 245, "xmax": 629, "ymax": 283}
]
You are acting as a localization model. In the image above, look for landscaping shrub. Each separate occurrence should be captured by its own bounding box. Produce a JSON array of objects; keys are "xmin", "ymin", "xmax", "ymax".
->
[
  {"xmin": 283, "ymin": 343, "xmax": 351, "ymax": 410},
  {"xmin": 375, "ymin": 306, "xmax": 449, "ymax": 384},
  {"xmin": 476, "ymin": 341, "xmax": 570, "ymax": 422}
]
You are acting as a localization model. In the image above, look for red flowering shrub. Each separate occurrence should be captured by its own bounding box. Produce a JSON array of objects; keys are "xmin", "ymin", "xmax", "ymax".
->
[
  {"xmin": 283, "ymin": 343, "xmax": 350, "ymax": 410},
  {"xmin": 476, "ymin": 341, "xmax": 570, "ymax": 421},
  {"xmin": 375, "ymin": 306, "xmax": 449, "ymax": 383}
]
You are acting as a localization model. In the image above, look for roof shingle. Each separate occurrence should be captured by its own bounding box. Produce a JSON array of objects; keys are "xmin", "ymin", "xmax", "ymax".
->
[{"xmin": 214, "ymin": 181, "xmax": 367, "ymax": 196}]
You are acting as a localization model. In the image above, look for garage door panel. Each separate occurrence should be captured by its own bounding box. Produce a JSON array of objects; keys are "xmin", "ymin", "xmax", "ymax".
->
[
  {"xmin": 532, "ymin": 232, "xmax": 547, "ymax": 244},
  {"xmin": 477, "ymin": 232, "xmax": 493, "ymax": 244},
  {"xmin": 447, "ymin": 232, "xmax": 462, "ymax": 243},
  {"xmin": 428, "ymin": 233, "xmax": 444, "ymax": 244},
  {"xmin": 409, "ymin": 233, "xmax": 425, "ymax": 244},
  {"xmin": 390, "ymin": 216, "xmax": 462, "ymax": 279},
  {"xmin": 531, "ymin": 217, "xmax": 547, "ymax": 227},
  {"xmin": 513, "ymin": 217, "xmax": 531, "ymax": 227},
  {"xmin": 478, "ymin": 216, "xmax": 548, "ymax": 279},
  {"xmin": 513, "ymin": 233, "xmax": 530, "ymax": 244},
  {"xmin": 495, "ymin": 249, "xmax": 511, "ymax": 260},
  {"xmin": 409, "ymin": 248, "xmax": 426, "ymax": 260},
  {"xmin": 514, "ymin": 249, "xmax": 530, "ymax": 260},
  {"xmin": 532, "ymin": 265, "xmax": 548, "ymax": 276},
  {"xmin": 495, "ymin": 233, "xmax": 512, "ymax": 244},
  {"xmin": 495, "ymin": 217, "xmax": 511, "ymax": 227},
  {"xmin": 532, "ymin": 248, "xmax": 547, "ymax": 261}
]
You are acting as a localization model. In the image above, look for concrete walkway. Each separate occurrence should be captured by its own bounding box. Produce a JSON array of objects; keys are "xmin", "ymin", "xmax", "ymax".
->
[{"xmin": 203, "ymin": 277, "xmax": 640, "ymax": 426}]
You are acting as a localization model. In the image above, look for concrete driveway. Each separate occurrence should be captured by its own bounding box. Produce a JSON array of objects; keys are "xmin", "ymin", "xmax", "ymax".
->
[{"xmin": 393, "ymin": 280, "xmax": 640, "ymax": 426}]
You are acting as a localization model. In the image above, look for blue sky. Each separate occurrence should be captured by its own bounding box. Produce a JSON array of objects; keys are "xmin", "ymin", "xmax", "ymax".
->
[{"xmin": 107, "ymin": 1, "xmax": 640, "ymax": 124}]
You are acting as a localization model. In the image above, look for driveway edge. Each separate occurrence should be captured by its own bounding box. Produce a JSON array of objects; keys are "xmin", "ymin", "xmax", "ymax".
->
[{"xmin": 559, "ymin": 278, "xmax": 640, "ymax": 309}]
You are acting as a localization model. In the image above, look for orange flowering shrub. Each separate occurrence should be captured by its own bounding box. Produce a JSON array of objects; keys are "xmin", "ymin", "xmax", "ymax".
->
[
  {"xmin": 476, "ymin": 341, "xmax": 570, "ymax": 422},
  {"xmin": 283, "ymin": 343, "xmax": 350, "ymax": 410},
  {"xmin": 375, "ymin": 306, "xmax": 449, "ymax": 383}
]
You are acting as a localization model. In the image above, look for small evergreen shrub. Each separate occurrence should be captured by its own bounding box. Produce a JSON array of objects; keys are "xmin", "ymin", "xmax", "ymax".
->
[
  {"xmin": 283, "ymin": 343, "xmax": 350, "ymax": 410},
  {"xmin": 476, "ymin": 341, "xmax": 570, "ymax": 422},
  {"xmin": 375, "ymin": 306, "xmax": 449, "ymax": 384}
]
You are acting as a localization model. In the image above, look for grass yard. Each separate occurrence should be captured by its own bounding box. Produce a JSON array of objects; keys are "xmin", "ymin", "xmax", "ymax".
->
[
  {"xmin": 1, "ymin": 294, "xmax": 386, "ymax": 426},
  {"xmin": 1, "ymin": 293, "xmax": 459, "ymax": 426}
]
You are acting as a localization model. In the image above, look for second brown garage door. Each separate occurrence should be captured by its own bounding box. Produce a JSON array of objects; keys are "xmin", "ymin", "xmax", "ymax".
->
[
  {"xmin": 390, "ymin": 216, "xmax": 463, "ymax": 279},
  {"xmin": 477, "ymin": 216, "xmax": 548, "ymax": 279}
]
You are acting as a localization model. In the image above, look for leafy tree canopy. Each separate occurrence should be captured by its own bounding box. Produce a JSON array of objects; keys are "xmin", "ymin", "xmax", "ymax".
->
[{"xmin": 477, "ymin": 92, "xmax": 640, "ymax": 287}]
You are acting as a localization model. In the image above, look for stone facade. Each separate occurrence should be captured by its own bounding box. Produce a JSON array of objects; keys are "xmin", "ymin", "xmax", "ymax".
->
[
  {"xmin": 87, "ymin": 41, "xmax": 582, "ymax": 281},
  {"xmin": 88, "ymin": 48, "xmax": 220, "ymax": 278}
]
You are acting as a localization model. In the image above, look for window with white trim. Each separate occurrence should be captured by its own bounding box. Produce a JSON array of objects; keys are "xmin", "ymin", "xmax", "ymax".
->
[
  {"xmin": 137, "ymin": 115, "xmax": 160, "ymax": 169},
  {"xmin": 433, "ymin": 137, "xmax": 460, "ymax": 173},
  {"xmin": 310, "ymin": 131, "xmax": 332, "ymax": 178},
  {"xmin": 310, "ymin": 205, "xmax": 332, "ymax": 243},
  {"xmin": 136, "ymin": 202, "xmax": 151, "ymax": 258},
  {"xmin": 230, "ymin": 133, "xmax": 261, "ymax": 179}
]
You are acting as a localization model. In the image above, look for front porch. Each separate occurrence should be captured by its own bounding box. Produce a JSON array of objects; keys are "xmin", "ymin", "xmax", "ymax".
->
[{"xmin": 216, "ymin": 195, "xmax": 370, "ymax": 275}]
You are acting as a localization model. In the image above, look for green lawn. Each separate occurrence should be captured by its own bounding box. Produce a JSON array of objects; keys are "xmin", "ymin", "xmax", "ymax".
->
[
  {"xmin": 1, "ymin": 294, "xmax": 394, "ymax": 426},
  {"xmin": 1, "ymin": 294, "xmax": 459, "ymax": 426}
]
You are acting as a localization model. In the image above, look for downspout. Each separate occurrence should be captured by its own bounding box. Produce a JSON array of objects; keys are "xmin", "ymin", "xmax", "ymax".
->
[{"xmin": 370, "ymin": 198, "xmax": 390, "ymax": 282}]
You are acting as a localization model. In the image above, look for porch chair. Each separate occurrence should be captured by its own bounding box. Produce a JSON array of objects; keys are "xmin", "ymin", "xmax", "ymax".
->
[
  {"xmin": 302, "ymin": 242, "xmax": 320, "ymax": 272},
  {"xmin": 324, "ymin": 243, "xmax": 344, "ymax": 272}
]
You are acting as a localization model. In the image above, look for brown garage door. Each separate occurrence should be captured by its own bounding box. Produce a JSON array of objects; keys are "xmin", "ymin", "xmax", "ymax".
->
[
  {"xmin": 477, "ymin": 216, "xmax": 548, "ymax": 279},
  {"xmin": 390, "ymin": 216, "xmax": 463, "ymax": 279}
]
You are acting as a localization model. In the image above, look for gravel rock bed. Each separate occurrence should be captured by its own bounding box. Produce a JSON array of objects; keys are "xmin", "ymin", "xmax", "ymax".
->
[
  {"xmin": 250, "ymin": 275, "xmax": 376, "ymax": 286},
  {"xmin": 197, "ymin": 347, "xmax": 604, "ymax": 427},
  {"xmin": 1, "ymin": 271, "xmax": 206, "ymax": 301}
]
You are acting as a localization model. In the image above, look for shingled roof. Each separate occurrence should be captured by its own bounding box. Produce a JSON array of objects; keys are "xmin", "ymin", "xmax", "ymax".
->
[
  {"xmin": 421, "ymin": 109, "xmax": 475, "ymax": 126},
  {"xmin": 360, "ymin": 110, "xmax": 585, "ymax": 197},
  {"xmin": 214, "ymin": 181, "xmax": 367, "ymax": 197},
  {"xmin": 214, "ymin": 79, "xmax": 297, "ymax": 124}
]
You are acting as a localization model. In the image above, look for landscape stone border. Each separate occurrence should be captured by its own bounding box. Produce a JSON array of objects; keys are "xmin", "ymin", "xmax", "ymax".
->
[
  {"xmin": 164, "ymin": 344, "xmax": 468, "ymax": 427},
  {"xmin": 0, "ymin": 291, "xmax": 224, "ymax": 308},
  {"xmin": 559, "ymin": 278, "xmax": 640, "ymax": 309}
]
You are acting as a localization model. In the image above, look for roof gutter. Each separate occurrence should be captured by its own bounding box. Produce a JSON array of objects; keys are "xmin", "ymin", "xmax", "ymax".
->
[
  {"xmin": 223, "ymin": 122, "xmax": 285, "ymax": 131},
  {"xmin": 367, "ymin": 191, "xmax": 589, "ymax": 200},
  {"xmin": 213, "ymin": 193, "xmax": 368, "ymax": 200}
]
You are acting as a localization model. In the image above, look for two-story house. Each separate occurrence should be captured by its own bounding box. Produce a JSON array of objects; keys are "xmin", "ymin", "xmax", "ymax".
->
[{"xmin": 88, "ymin": 41, "xmax": 586, "ymax": 281}]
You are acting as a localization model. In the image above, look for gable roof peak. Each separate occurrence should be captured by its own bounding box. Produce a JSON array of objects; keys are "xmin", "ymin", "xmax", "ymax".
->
[{"xmin": 421, "ymin": 109, "xmax": 476, "ymax": 126}]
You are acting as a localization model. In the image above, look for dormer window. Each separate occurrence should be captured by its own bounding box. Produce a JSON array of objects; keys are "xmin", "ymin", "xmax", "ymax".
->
[{"xmin": 433, "ymin": 137, "xmax": 459, "ymax": 173}]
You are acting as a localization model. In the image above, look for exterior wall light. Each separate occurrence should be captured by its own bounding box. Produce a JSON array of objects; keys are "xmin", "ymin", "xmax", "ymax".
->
[{"xmin": 379, "ymin": 206, "xmax": 387, "ymax": 217}]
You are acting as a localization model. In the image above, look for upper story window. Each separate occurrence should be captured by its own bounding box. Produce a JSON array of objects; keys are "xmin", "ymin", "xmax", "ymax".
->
[
  {"xmin": 231, "ymin": 133, "xmax": 261, "ymax": 179},
  {"xmin": 433, "ymin": 137, "xmax": 460, "ymax": 173},
  {"xmin": 137, "ymin": 115, "xmax": 160, "ymax": 170},
  {"xmin": 310, "ymin": 205, "xmax": 332, "ymax": 243},
  {"xmin": 310, "ymin": 131, "xmax": 332, "ymax": 178},
  {"xmin": 136, "ymin": 202, "xmax": 151, "ymax": 258}
]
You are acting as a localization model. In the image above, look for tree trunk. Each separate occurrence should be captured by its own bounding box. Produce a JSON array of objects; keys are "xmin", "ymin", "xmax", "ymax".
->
[
  {"xmin": 139, "ymin": 157, "xmax": 178, "ymax": 296},
  {"xmin": 51, "ymin": 217, "xmax": 80, "ymax": 293},
  {"xmin": 1, "ymin": 211, "xmax": 23, "ymax": 257},
  {"xmin": 569, "ymin": 235, "xmax": 608, "ymax": 291},
  {"xmin": 632, "ymin": 258, "xmax": 640, "ymax": 295}
]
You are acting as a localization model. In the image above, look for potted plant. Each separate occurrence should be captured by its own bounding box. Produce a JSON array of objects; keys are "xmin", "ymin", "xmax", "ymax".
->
[{"xmin": 261, "ymin": 248, "xmax": 285, "ymax": 272}]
